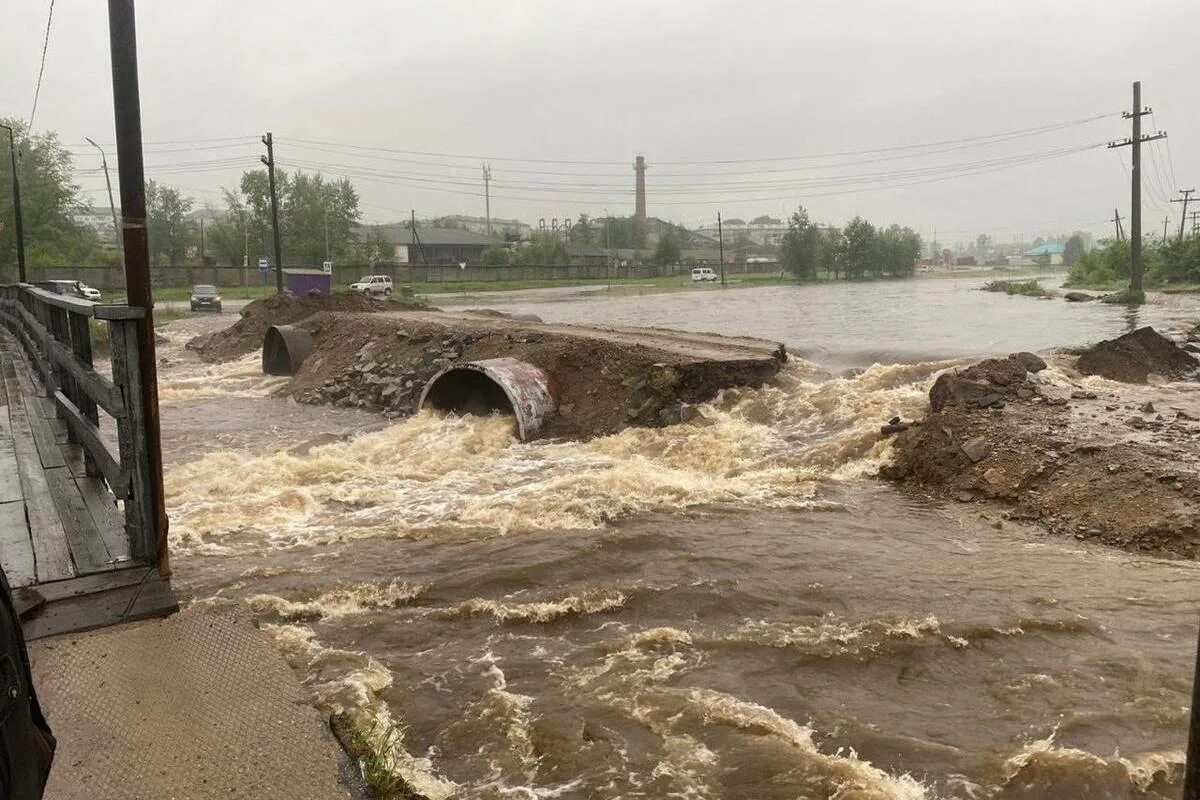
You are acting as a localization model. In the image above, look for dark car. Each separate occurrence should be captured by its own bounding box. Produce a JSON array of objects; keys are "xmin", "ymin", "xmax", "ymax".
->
[{"xmin": 189, "ymin": 285, "xmax": 222, "ymax": 312}]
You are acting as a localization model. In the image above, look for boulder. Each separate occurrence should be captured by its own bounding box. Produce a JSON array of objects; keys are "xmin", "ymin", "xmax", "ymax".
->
[
  {"xmin": 961, "ymin": 357, "xmax": 1028, "ymax": 387},
  {"xmin": 1064, "ymin": 292, "xmax": 1096, "ymax": 302},
  {"xmin": 1009, "ymin": 352, "xmax": 1048, "ymax": 372},
  {"xmin": 961, "ymin": 436, "xmax": 991, "ymax": 463},
  {"xmin": 929, "ymin": 373, "xmax": 995, "ymax": 412}
]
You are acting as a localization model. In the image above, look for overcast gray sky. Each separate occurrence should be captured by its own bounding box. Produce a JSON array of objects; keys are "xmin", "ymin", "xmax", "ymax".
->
[{"xmin": 3, "ymin": 0, "xmax": 1197, "ymax": 243}]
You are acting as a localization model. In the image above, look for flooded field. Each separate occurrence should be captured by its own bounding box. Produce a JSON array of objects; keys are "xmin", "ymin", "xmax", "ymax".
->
[{"xmin": 158, "ymin": 278, "xmax": 1200, "ymax": 798}]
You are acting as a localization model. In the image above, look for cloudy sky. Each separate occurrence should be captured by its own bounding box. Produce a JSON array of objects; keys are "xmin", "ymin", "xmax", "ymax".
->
[{"xmin": 2, "ymin": 0, "xmax": 1197, "ymax": 244}]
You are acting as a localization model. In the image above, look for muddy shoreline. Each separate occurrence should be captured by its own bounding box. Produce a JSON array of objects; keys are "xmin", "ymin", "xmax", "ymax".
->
[{"xmin": 881, "ymin": 327, "xmax": 1200, "ymax": 558}]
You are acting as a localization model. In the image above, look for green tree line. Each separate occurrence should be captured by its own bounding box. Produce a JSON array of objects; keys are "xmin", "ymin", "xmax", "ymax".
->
[
  {"xmin": 780, "ymin": 206, "xmax": 923, "ymax": 281},
  {"xmin": 1068, "ymin": 233, "xmax": 1200, "ymax": 288}
]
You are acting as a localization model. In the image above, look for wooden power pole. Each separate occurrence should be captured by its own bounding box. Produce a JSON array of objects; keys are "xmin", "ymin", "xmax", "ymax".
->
[
  {"xmin": 1108, "ymin": 81, "xmax": 1166, "ymax": 295},
  {"xmin": 1112, "ymin": 208, "xmax": 1126, "ymax": 241},
  {"xmin": 107, "ymin": 0, "xmax": 169, "ymax": 572},
  {"xmin": 0, "ymin": 124, "xmax": 27, "ymax": 282},
  {"xmin": 1172, "ymin": 189, "xmax": 1196, "ymax": 243},
  {"xmin": 261, "ymin": 132, "xmax": 283, "ymax": 293}
]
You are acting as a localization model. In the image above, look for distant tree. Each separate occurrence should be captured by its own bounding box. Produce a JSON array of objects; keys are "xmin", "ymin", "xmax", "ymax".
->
[
  {"xmin": 780, "ymin": 206, "xmax": 821, "ymax": 281},
  {"xmin": 877, "ymin": 224, "xmax": 922, "ymax": 277},
  {"xmin": 0, "ymin": 118, "xmax": 98, "ymax": 273},
  {"xmin": 227, "ymin": 168, "xmax": 361, "ymax": 267},
  {"xmin": 750, "ymin": 215, "xmax": 780, "ymax": 225},
  {"xmin": 842, "ymin": 217, "xmax": 876, "ymax": 279},
  {"xmin": 976, "ymin": 233, "xmax": 990, "ymax": 257},
  {"xmin": 481, "ymin": 245, "xmax": 510, "ymax": 266},
  {"xmin": 818, "ymin": 227, "xmax": 846, "ymax": 279},
  {"xmin": 652, "ymin": 231, "xmax": 682, "ymax": 265},
  {"xmin": 1063, "ymin": 233, "xmax": 1086, "ymax": 266},
  {"xmin": 600, "ymin": 216, "xmax": 646, "ymax": 250},
  {"xmin": 146, "ymin": 181, "xmax": 194, "ymax": 266},
  {"xmin": 570, "ymin": 213, "xmax": 595, "ymax": 245},
  {"xmin": 206, "ymin": 207, "xmax": 247, "ymax": 267},
  {"xmin": 514, "ymin": 234, "xmax": 569, "ymax": 266},
  {"xmin": 355, "ymin": 227, "xmax": 397, "ymax": 265}
]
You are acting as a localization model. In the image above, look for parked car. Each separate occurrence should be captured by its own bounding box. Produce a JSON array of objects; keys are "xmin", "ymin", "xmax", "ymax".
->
[
  {"xmin": 39, "ymin": 279, "xmax": 102, "ymax": 301},
  {"xmin": 189, "ymin": 284, "xmax": 222, "ymax": 312},
  {"xmin": 350, "ymin": 275, "xmax": 393, "ymax": 296},
  {"xmin": 690, "ymin": 267, "xmax": 718, "ymax": 283}
]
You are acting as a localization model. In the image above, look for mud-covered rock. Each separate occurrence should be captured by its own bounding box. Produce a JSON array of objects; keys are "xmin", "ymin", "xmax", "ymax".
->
[{"xmin": 1076, "ymin": 326, "xmax": 1197, "ymax": 384}]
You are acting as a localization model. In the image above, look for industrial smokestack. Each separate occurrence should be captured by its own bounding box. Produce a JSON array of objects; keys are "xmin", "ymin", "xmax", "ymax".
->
[{"xmin": 634, "ymin": 155, "xmax": 647, "ymax": 226}]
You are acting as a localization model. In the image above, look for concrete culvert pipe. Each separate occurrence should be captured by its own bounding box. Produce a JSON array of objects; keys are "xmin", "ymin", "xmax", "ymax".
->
[
  {"xmin": 262, "ymin": 325, "xmax": 314, "ymax": 376},
  {"xmin": 419, "ymin": 357, "xmax": 557, "ymax": 442}
]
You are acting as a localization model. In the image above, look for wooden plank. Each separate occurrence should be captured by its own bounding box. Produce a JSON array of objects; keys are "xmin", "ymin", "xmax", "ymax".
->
[
  {"xmin": 32, "ymin": 564, "xmax": 151, "ymax": 603},
  {"xmin": 43, "ymin": 465, "xmax": 111, "ymax": 575},
  {"xmin": 43, "ymin": 336, "xmax": 125, "ymax": 418},
  {"xmin": 53, "ymin": 391, "xmax": 128, "ymax": 498},
  {"xmin": 110, "ymin": 320, "xmax": 156, "ymax": 564},
  {"xmin": 0, "ymin": 370, "xmax": 23, "ymax": 504},
  {"xmin": 75, "ymin": 474, "xmax": 130, "ymax": 564},
  {"xmin": 13, "ymin": 367, "xmax": 66, "ymax": 470},
  {"xmin": 22, "ymin": 287, "xmax": 96, "ymax": 317},
  {"xmin": 0, "ymin": 500, "xmax": 36, "ymax": 588},
  {"xmin": 1, "ymin": 354, "xmax": 75, "ymax": 583},
  {"xmin": 21, "ymin": 571, "xmax": 176, "ymax": 641}
]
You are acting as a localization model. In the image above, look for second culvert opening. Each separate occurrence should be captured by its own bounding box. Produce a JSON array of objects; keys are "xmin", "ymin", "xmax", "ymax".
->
[{"xmin": 423, "ymin": 368, "xmax": 516, "ymax": 419}]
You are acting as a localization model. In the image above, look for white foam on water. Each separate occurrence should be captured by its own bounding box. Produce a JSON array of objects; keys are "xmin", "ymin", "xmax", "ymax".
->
[
  {"xmin": 165, "ymin": 359, "xmax": 950, "ymax": 554},
  {"xmin": 159, "ymin": 352, "xmax": 289, "ymax": 403},
  {"xmin": 260, "ymin": 623, "xmax": 459, "ymax": 800}
]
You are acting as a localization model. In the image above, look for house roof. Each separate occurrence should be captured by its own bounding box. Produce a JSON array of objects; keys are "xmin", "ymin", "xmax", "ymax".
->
[
  {"xmin": 1025, "ymin": 243, "xmax": 1066, "ymax": 257},
  {"xmin": 358, "ymin": 224, "xmax": 495, "ymax": 247}
]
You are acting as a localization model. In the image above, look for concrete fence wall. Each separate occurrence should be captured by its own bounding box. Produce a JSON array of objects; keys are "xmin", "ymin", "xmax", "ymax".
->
[{"xmin": 9, "ymin": 261, "xmax": 782, "ymax": 292}]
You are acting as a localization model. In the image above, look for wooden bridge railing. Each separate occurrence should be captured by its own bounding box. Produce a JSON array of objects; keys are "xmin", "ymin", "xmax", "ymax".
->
[{"xmin": 0, "ymin": 283, "xmax": 160, "ymax": 568}]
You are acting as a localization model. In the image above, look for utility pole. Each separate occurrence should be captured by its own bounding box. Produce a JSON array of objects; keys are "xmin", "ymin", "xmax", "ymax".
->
[
  {"xmin": 1111, "ymin": 208, "xmax": 1126, "ymax": 241},
  {"xmin": 323, "ymin": 207, "xmax": 330, "ymax": 262},
  {"xmin": 482, "ymin": 163, "xmax": 492, "ymax": 237},
  {"xmin": 1191, "ymin": 210, "xmax": 1200, "ymax": 236},
  {"xmin": 718, "ymin": 211, "xmax": 726, "ymax": 287},
  {"xmin": 1172, "ymin": 189, "xmax": 1196, "ymax": 243},
  {"xmin": 0, "ymin": 124, "xmax": 27, "ymax": 282},
  {"xmin": 260, "ymin": 131, "xmax": 283, "ymax": 293},
  {"xmin": 85, "ymin": 136, "xmax": 122, "ymax": 263},
  {"xmin": 108, "ymin": 0, "xmax": 168, "ymax": 571},
  {"xmin": 199, "ymin": 217, "xmax": 205, "ymax": 261},
  {"xmin": 1107, "ymin": 80, "xmax": 1167, "ymax": 295},
  {"xmin": 410, "ymin": 209, "xmax": 426, "ymax": 266}
]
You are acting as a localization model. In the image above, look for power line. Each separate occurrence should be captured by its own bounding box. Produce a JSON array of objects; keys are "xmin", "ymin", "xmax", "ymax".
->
[
  {"xmin": 27, "ymin": 0, "xmax": 56, "ymax": 131},
  {"xmin": 275, "ymin": 113, "xmax": 1112, "ymax": 169}
]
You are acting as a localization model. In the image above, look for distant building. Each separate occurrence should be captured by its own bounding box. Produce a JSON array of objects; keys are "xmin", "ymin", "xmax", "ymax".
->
[
  {"xmin": 696, "ymin": 220, "xmax": 789, "ymax": 249},
  {"xmin": 1023, "ymin": 242, "xmax": 1066, "ymax": 266},
  {"xmin": 437, "ymin": 214, "xmax": 531, "ymax": 240},
  {"xmin": 72, "ymin": 206, "xmax": 121, "ymax": 249},
  {"xmin": 356, "ymin": 224, "xmax": 495, "ymax": 266}
]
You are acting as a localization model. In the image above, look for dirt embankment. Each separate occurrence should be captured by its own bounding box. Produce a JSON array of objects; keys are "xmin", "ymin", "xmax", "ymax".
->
[
  {"xmin": 882, "ymin": 327, "xmax": 1200, "ymax": 558},
  {"xmin": 184, "ymin": 292, "xmax": 423, "ymax": 363},
  {"xmin": 280, "ymin": 311, "xmax": 784, "ymax": 439}
]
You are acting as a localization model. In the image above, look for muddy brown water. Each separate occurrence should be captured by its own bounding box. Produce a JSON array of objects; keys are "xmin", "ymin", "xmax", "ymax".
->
[{"xmin": 157, "ymin": 282, "xmax": 1200, "ymax": 799}]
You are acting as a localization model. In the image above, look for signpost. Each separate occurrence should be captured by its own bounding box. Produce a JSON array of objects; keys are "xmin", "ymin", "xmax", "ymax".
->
[
  {"xmin": 322, "ymin": 261, "xmax": 332, "ymax": 274},
  {"xmin": 258, "ymin": 257, "xmax": 269, "ymax": 286}
]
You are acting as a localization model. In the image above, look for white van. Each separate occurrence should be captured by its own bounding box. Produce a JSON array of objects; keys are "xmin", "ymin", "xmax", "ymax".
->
[{"xmin": 691, "ymin": 267, "xmax": 717, "ymax": 283}]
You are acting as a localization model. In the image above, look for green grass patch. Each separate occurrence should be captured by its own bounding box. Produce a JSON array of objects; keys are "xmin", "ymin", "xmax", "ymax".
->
[
  {"xmin": 981, "ymin": 279, "xmax": 1052, "ymax": 297},
  {"xmin": 346, "ymin": 718, "xmax": 421, "ymax": 800}
]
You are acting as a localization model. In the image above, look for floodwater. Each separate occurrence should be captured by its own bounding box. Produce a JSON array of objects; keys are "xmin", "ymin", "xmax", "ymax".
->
[
  {"xmin": 435, "ymin": 275, "xmax": 1195, "ymax": 370},
  {"xmin": 159, "ymin": 277, "xmax": 1200, "ymax": 799}
]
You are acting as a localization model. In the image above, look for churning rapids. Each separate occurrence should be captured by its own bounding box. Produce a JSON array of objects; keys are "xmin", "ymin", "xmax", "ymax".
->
[{"xmin": 159, "ymin": 278, "xmax": 1200, "ymax": 799}]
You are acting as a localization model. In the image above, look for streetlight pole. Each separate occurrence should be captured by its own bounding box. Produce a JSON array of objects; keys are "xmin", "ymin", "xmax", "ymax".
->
[
  {"xmin": 324, "ymin": 207, "xmax": 330, "ymax": 262},
  {"xmin": 0, "ymin": 124, "xmax": 27, "ymax": 282},
  {"xmin": 84, "ymin": 136, "xmax": 123, "ymax": 262}
]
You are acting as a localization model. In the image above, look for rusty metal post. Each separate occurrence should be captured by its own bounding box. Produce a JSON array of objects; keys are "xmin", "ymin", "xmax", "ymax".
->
[{"xmin": 108, "ymin": 0, "xmax": 169, "ymax": 576}]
